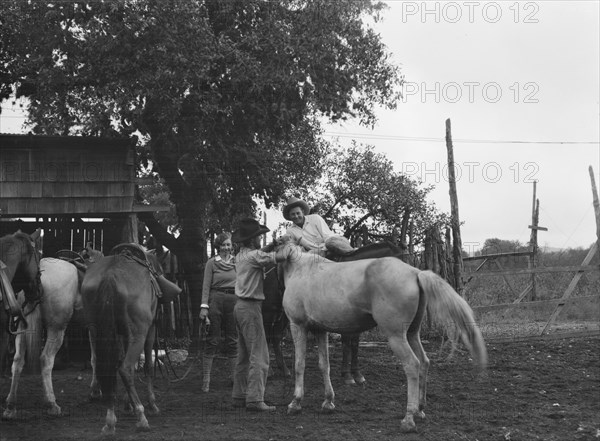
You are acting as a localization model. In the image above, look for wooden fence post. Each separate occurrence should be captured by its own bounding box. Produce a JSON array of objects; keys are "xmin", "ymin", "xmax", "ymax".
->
[
  {"xmin": 540, "ymin": 166, "xmax": 600, "ymax": 335},
  {"xmin": 590, "ymin": 166, "xmax": 600, "ymax": 247},
  {"xmin": 445, "ymin": 118, "xmax": 464, "ymax": 294}
]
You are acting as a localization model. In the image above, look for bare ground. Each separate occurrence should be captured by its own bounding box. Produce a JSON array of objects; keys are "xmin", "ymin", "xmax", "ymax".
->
[{"xmin": 0, "ymin": 335, "xmax": 599, "ymax": 441}]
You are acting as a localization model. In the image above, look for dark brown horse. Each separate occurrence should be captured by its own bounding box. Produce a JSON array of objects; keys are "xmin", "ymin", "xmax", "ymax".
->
[
  {"xmin": 0, "ymin": 231, "xmax": 42, "ymax": 378},
  {"xmin": 262, "ymin": 263, "xmax": 290, "ymax": 377},
  {"xmin": 328, "ymin": 241, "xmax": 407, "ymax": 385},
  {"xmin": 81, "ymin": 245, "xmax": 164, "ymax": 435}
]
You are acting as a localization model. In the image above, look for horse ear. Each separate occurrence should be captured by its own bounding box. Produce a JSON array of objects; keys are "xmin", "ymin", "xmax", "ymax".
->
[{"xmin": 30, "ymin": 228, "xmax": 42, "ymax": 241}]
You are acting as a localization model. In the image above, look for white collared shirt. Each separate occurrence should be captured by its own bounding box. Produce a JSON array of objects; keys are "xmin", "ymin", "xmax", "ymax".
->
[{"xmin": 285, "ymin": 214, "xmax": 334, "ymax": 250}]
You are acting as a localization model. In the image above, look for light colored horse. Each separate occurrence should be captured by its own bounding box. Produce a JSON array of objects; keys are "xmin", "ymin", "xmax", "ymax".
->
[
  {"xmin": 3, "ymin": 257, "xmax": 81, "ymax": 419},
  {"xmin": 278, "ymin": 243, "xmax": 487, "ymax": 433},
  {"xmin": 81, "ymin": 248, "xmax": 161, "ymax": 435}
]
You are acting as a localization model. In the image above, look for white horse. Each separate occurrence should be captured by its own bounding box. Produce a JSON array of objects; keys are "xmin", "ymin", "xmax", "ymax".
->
[
  {"xmin": 277, "ymin": 243, "xmax": 487, "ymax": 433},
  {"xmin": 3, "ymin": 257, "xmax": 83, "ymax": 418}
]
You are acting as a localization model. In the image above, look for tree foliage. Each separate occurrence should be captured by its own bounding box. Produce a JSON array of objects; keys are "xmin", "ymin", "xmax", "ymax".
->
[
  {"xmin": 1, "ymin": 0, "xmax": 403, "ymax": 343},
  {"xmin": 0, "ymin": 0, "xmax": 401, "ymax": 227},
  {"xmin": 302, "ymin": 143, "xmax": 447, "ymax": 248}
]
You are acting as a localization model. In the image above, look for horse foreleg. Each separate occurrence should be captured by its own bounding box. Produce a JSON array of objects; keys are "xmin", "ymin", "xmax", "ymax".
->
[
  {"xmin": 341, "ymin": 333, "xmax": 365, "ymax": 385},
  {"xmin": 40, "ymin": 328, "xmax": 67, "ymax": 416},
  {"xmin": 340, "ymin": 334, "xmax": 354, "ymax": 385},
  {"xmin": 118, "ymin": 336, "xmax": 150, "ymax": 431},
  {"xmin": 88, "ymin": 327, "xmax": 101, "ymax": 401},
  {"xmin": 388, "ymin": 335, "xmax": 420, "ymax": 433},
  {"xmin": 349, "ymin": 334, "xmax": 366, "ymax": 385},
  {"xmin": 315, "ymin": 331, "xmax": 335, "ymax": 413},
  {"xmin": 3, "ymin": 332, "xmax": 26, "ymax": 420},
  {"xmin": 143, "ymin": 325, "xmax": 159, "ymax": 415},
  {"xmin": 407, "ymin": 331, "xmax": 429, "ymax": 420},
  {"xmin": 288, "ymin": 322, "xmax": 307, "ymax": 415}
]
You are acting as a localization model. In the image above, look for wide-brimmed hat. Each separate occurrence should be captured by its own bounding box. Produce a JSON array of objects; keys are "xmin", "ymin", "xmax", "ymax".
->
[
  {"xmin": 282, "ymin": 197, "xmax": 310, "ymax": 221},
  {"xmin": 232, "ymin": 218, "xmax": 270, "ymax": 243}
]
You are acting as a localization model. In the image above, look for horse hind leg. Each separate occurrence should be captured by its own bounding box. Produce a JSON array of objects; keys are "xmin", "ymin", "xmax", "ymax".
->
[
  {"xmin": 316, "ymin": 331, "xmax": 335, "ymax": 413},
  {"xmin": 388, "ymin": 335, "xmax": 420, "ymax": 433},
  {"xmin": 3, "ymin": 331, "xmax": 26, "ymax": 419},
  {"xmin": 407, "ymin": 330, "xmax": 429, "ymax": 420},
  {"xmin": 143, "ymin": 325, "xmax": 159, "ymax": 415},
  {"xmin": 118, "ymin": 335, "xmax": 151, "ymax": 431},
  {"xmin": 40, "ymin": 327, "xmax": 68, "ymax": 415},
  {"xmin": 88, "ymin": 327, "xmax": 102, "ymax": 401}
]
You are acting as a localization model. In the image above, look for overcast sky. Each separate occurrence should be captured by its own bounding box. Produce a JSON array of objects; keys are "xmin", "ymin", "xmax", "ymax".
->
[
  {"xmin": 325, "ymin": 0, "xmax": 600, "ymax": 251},
  {"xmin": 1, "ymin": 1, "xmax": 598, "ymax": 251}
]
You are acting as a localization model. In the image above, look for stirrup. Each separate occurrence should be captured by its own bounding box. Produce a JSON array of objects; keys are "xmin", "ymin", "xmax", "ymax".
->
[{"xmin": 9, "ymin": 314, "xmax": 27, "ymax": 335}]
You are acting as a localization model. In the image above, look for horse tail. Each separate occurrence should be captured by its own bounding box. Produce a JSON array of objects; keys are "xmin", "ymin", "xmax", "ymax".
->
[
  {"xmin": 93, "ymin": 274, "xmax": 122, "ymax": 400},
  {"xmin": 417, "ymin": 271, "xmax": 487, "ymax": 368},
  {"xmin": 23, "ymin": 302, "xmax": 42, "ymax": 374}
]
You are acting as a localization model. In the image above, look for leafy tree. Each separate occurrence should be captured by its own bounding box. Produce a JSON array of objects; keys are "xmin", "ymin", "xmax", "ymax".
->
[
  {"xmin": 0, "ymin": 0, "xmax": 402, "ymax": 345},
  {"xmin": 302, "ymin": 143, "xmax": 447, "ymax": 250}
]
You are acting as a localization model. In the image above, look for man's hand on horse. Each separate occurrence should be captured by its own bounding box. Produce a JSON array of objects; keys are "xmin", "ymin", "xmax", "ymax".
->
[{"xmin": 278, "ymin": 234, "xmax": 297, "ymax": 245}]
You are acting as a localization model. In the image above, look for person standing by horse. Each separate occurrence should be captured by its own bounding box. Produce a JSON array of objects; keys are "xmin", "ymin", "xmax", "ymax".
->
[
  {"xmin": 199, "ymin": 232, "xmax": 237, "ymax": 393},
  {"xmin": 282, "ymin": 197, "xmax": 354, "ymax": 255},
  {"xmin": 231, "ymin": 218, "xmax": 293, "ymax": 412}
]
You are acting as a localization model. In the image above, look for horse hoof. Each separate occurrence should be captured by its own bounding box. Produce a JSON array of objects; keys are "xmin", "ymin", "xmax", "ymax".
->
[
  {"xmin": 101, "ymin": 425, "xmax": 116, "ymax": 436},
  {"xmin": 400, "ymin": 418, "xmax": 417, "ymax": 433},
  {"xmin": 321, "ymin": 402, "xmax": 335, "ymax": 414},
  {"xmin": 147, "ymin": 404, "xmax": 160, "ymax": 415},
  {"xmin": 135, "ymin": 422, "xmax": 151, "ymax": 432},
  {"xmin": 352, "ymin": 373, "xmax": 366, "ymax": 385},
  {"xmin": 89, "ymin": 391, "xmax": 103, "ymax": 402},
  {"xmin": 47, "ymin": 403, "xmax": 62, "ymax": 416},
  {"xmin": 287, "ymin": 404, "xmax": 302, "ymax": 415},
  {"xmin": 343, "ymin": 373, "xmax": 356, "ymax": 386},
  {"xmin": 2, "ymin": 408, "xmax": 17, "ymax": 420}
]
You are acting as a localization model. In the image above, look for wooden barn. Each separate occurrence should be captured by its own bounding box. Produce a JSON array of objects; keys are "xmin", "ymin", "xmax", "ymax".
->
[
  {"xmin": 0, "ymin": 134, "xmax": 169, "ymax": 364},
  {"xmin": 0, "ymin": 134, "xmax": 163, "ymax": 255}
]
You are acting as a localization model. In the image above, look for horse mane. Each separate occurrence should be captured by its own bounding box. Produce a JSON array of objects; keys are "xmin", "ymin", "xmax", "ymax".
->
[{"xmin": 2, "ymin": 231, "xmax": 35, "ymax": 253}]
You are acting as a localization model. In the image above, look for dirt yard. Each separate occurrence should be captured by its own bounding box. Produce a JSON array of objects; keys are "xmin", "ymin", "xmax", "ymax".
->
[{"xmin": 1, "ymin": 335, "xmax": 598, "ymax": 441}]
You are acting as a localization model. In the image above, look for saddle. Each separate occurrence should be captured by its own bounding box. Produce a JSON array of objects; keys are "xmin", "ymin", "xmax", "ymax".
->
[
  {"xmin": 327, "ymin": 241, "xmax": 404, "ymax": 262},
  {"xmin": 57, "ymin": 244, "xmax": 182, "ymax": 304},
  {"xmin": 110, "ymin": 243, "xmax": 182, "ymax": 304},
  {"xmin": 0, "ymin": 260, "xmax": 29, "ymax": 333}
]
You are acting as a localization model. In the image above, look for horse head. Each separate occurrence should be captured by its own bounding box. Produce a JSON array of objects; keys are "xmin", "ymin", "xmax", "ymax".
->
[
  {"xmin": 81, "ymin": 243, "xmax": 104, "ymax": 264},
  {"xmin": 4, "ymin": 231, "xmax": 43, "ymax": 304}
]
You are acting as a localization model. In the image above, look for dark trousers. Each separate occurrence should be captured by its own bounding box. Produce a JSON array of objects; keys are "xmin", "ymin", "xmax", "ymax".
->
[{"xmin": 205, "ymin": 291, "xmax": 238, "ymax": 358}]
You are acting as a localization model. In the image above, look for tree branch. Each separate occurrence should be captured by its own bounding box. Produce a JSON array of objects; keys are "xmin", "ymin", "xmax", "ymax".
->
[{"xmin": 140, "ymin": 213, "xmax": 181, "ymax": 255}]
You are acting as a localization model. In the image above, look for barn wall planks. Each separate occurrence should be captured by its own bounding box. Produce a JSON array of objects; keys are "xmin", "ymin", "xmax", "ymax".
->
[{"xmin": 0, "ymin": 134, "xmax": 135, "ymax": 216}]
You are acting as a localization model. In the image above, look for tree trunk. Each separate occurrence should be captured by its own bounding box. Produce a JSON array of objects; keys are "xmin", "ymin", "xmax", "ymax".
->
[{"xmin": 144, "ymin": 121, "xmax": 212, "ymax": 351}]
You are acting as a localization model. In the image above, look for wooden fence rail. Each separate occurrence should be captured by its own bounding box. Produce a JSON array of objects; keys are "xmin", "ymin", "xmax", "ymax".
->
[{"xmin": 467, "ymin": 265, "xmax": 598, "ymax": 277}]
